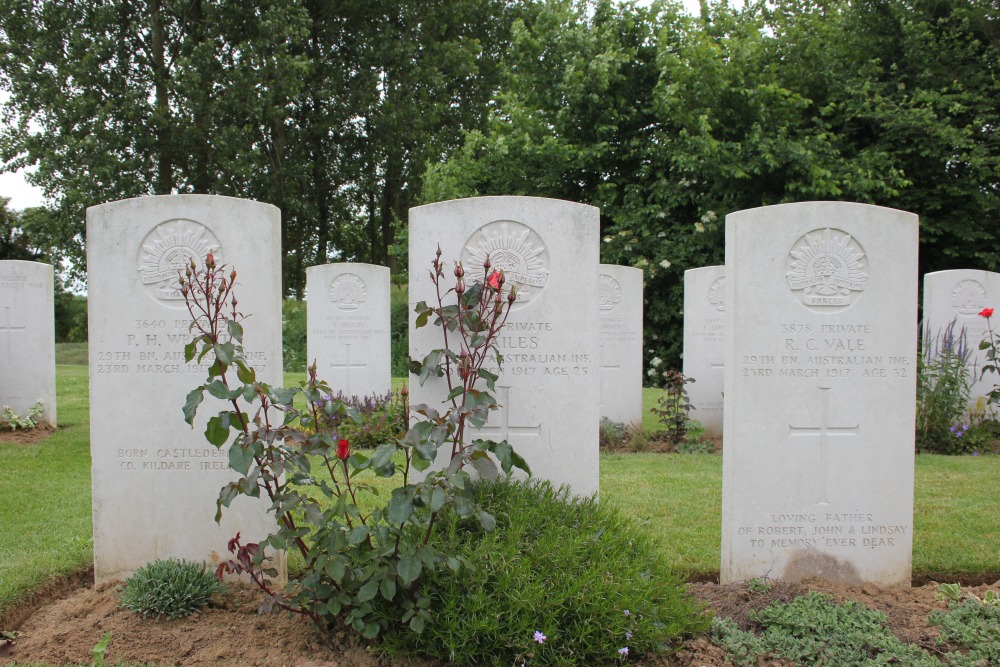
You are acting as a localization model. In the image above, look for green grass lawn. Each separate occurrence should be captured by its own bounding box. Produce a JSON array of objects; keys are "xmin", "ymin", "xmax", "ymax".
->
[{"xmin": 1, "ymin": 365, "xmax": 997, "ymax": 618}]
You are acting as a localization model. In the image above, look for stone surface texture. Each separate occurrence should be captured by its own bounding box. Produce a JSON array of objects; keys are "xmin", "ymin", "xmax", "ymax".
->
[
  {"xmin": 0, "ymin": 260, "xmax": 56, "ymax": 426},
  {"xmin": 721, "ymin": 201, "xmax": 918, "ymax": 587},
  {"xmin": 86, "ymin": 195, "xmax": 285, "ymax": 584},
  {"xmin": 307, "ymin": 263, "xmax": 391, "ymax": 399},
  {"xmin": 409, "ymin": 196, "xmax": 600, "ymax": 496},
  {"xmin": 683, "ymin": 265, "xmax": 726, "ymax": 438}
]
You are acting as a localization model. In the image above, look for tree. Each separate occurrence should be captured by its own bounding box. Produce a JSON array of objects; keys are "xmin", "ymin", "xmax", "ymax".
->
[{"xmin": 0, "ymin": 0, "xmax": 518, "ymax": 293}]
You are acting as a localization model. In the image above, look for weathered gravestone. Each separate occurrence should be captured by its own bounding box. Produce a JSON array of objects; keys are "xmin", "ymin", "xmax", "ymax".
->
[
  {"xmin": 307, "ymin": 263, "xmax": 391, "ymax": 399},
  {"xmin": 683, "ymin": 265, "xmax": 726, "ymax": 438},
  {"xmin": 409, "ymin": 196, "xmax": 600, "ymax": 496},
  {"xmin": 721, "ymin": 202, "xmax": 917, "ymax": 586},
  {"xmin": 87, "ymin": 195, "xmax": 285, "ymax": 584},
  {"xmin": 598, "ymin": 264, "xmax": 643, "ymax": 427},
  {"xmin": 0, "ymin": 260, "xmax": 56, "ymax": 426},
  {"xmin": 922, "ymin": 269, "xmax": 1000, "ymax": 410}
]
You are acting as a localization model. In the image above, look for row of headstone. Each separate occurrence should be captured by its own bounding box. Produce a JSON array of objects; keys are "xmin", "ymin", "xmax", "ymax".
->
[
  {"xmin": 688, "ymin": 267, "xmax": 999, "ymax": 438},
  {"xmin": 0, "ymin": 260, "xmax": 56, "ymax": 427},
  {"xmin": 84, "ymin": 194, "xmax": 645, "ymax": 582},
  {"xmin": 82, "ymin": 194, "xmax": 923, "ymax": 591}
]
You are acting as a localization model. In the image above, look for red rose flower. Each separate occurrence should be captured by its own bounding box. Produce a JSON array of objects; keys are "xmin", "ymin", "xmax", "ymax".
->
[
  {"xmin": 337, "ymin": 439, "xmax": 350, "ymax": 460},
  {"xmin": 487, "ymin": 270, "xmax": 502, "ymax": 290},
  {"xmin": 980, "ymin": 307, "xmax": 994, "ymax": 318}
]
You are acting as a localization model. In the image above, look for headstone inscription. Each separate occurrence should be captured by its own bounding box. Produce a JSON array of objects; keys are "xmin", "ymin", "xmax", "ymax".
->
[
  {"xmin": 0, "ymin": 260, "xmax": 56, "ymax": 426},
  {"xmin": 409, "ymin": 196, "xmax": 600, "ymax": 496},
  {"xmin": 598, "ymin": 264, "xmax": 643, "ymax": 427},
  {"xmin": 922, "ymin": 269, "xmax": 1000, "ymax": 410},
  {"xmin": 683, "ymin": 265, "xmax": 726, "ymax": 438},
  {"xmin": 721, "ymin": 202, "xmax": 918, "ymax": 586},
  {"xmin": 87, "ymin": 195, "xmax": 285, "ymax": 584},
  {"xmin": 306, "ymin": 263, "xmax": 391, "ymax": 399}
]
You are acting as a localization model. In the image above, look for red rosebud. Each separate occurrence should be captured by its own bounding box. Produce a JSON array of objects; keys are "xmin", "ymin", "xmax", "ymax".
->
[
  {"xmin": 980, "ymin": 307, "xmax": 994, "ymax": 318},
  {"xmin": 206, "ymin": 251, "xmax": 215, "ymax": 268},
  {"xmin": 487, "ymin": 270, "xmax": 502, "ymax": 290},
  {"xmin": 337, "ymin": 438, "xmax": 350, "ymax": 460}
]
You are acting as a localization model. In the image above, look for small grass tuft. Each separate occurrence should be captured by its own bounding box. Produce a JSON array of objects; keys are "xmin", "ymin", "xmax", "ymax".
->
[{"xmin": 117, "ymin": 559, "xmax": 224, "ymax": 620}]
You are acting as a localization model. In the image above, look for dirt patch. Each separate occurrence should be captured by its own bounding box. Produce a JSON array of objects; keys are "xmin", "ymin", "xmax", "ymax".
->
[
  {"xmin": 3, "ymin": 574, "xmax": 995, "ymax": 666},
  {"xmin": 0, "ymin": 424, "xmax": 56, "ymax": 446}
]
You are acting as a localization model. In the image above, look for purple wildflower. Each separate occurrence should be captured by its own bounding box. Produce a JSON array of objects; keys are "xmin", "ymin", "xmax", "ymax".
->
[
  {"xmin": 618, "ymin": 647, "xmax": 629, "ymax": 657},
  {"xmin": 533, "ymin": 631, "xmax": 546, "ymax": 644}
]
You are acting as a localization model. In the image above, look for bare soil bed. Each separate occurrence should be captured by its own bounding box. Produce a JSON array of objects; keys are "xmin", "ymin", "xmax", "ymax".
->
[{"xmin": 3, "ymin": 569, "xmax": 997, "ymax": 666}]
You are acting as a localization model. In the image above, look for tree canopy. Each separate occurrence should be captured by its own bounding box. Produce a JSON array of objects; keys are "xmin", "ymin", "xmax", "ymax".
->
[{"xmin": 1, "ymin": 0, "xmax": 997, "ymax": 368}]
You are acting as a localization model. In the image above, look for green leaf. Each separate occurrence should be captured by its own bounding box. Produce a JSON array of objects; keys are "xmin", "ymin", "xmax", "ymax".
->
[
  {"xmin": 184, "ymin": 340, "xmax": 198, "ymax": 363},
  {"xmin": 380, "ymin": 577, "xmax": 397, "ymax": 601},
  {"xmin": 235, "ymin": 360, "xmax": 255, "ymax": 384},
  {"xmin": 478, "ymin": 510, "xmax": 496, "ymax": 531},
  {"xmin": 371, "ymin": 442, "xmax": 396, "ymax": 469},
  {"xmin": 205, "ymin": 415, "xmax": 231, "ymax": 446},
  {"xmin": 470, "ymin": 451, "xmax": 498, "ymax": 481},
  {"xmin": 227, "ymin": 319, "xmax": 244, "ymax": 342},
  {"xmin": 325, "ymin": 598, "xmax": 342, "ymax": 616},
  {"xmin": 429, "ymin": 486, "xmax": 446, "ymax": 513},
  {"xmin": 388, "ymin": 490, "xmax": 414, "ymax": 524},
  {"xmin": 409, "ymin": 614, "xmax": 426, "ymax": 633},
  {"xmin": 397, "ymin": 555, "xmax": 422, "ymax": 586},
  {"xmin": 361, "ymin": 622, "xmax": 380, "ymax": 639},
  {"xmin": 357, "ymin": 579, "xmax": 380, "ymax": 603},
  {"xmin": 205, "ymin": 380, "xmax": 233, "ymax": 400},
  {"xmin": 347, "ymin": 526, "xmax": 369, "ymax": 545},
  {"xmin": 414, "ymin": 301, "xmax": 430, "ymax": 328},
  {"xmin": 215, "ymin": 342, "xmax": 235, "ymax": 365},
  {"xmin": 183, "ymin": 388, "xmax": 204, "ymax": 426},
  {"xmin": 228, "ymin": 443, "xmax": 255, "ymax": 476}
]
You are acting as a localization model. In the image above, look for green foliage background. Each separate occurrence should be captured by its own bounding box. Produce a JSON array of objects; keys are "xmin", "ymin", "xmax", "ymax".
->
[{"xmin": 2, "ymin": 0, "xmax": 998, "ymax": 369}]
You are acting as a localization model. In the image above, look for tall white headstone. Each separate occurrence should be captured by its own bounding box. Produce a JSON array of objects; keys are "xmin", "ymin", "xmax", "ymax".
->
[
  {"xmin": 0, "ymin": 260, "xmax": 56, "ymax": 426},
  {"xmin": 409, "ymin": 196, "xmax": 600, "ymax": 496},
  {"xmin": 721, "ymin": 202, "xmax": 918, "ymax": 586},
  {"xmin": 683, "ymin": 265, "xmax": 726, "ymax": 438},
  {"xmin": 599, "ymin": 264, "xmax": 643, "ymax": 427},
  {"xmin": 87, "ymin": 195, "xmax": 285, "ymax": 584},
  {"xmin": 922, "ymin": 269, "xmax": 1000, "ymax": 410},
  {"xmin": 307, "ymin": 263, "xmax": 391, "ymax": 399}
]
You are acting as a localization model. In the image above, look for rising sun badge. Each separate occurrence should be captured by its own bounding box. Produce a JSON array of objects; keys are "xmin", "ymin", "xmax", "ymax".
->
[
  {"xmin": 461, "ymin": 220, "xmax": 549, "ymax": 308},
  {"xmin": 329, "ymin": 273, "xmax": 368, "ymax": 311},
  {"xmin": 786, "ymin": 228, "xmax": 868, "ymax": 311},
  {"xmin": 137, "ymin": 219, "xmax": 222, "ymax": 306}
]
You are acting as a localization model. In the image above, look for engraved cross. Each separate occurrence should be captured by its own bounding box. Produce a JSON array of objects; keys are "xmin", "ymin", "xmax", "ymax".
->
[
  {"xmin": 329, "ymin": 343, "xmax": 367, "ymax": 396},
  {"xmin": 599, "ymin": 343, "xmax": 621, "ymax": 414},
  {"xmin": 0, "ymin": 306, "xmax": 26, "ymax": 367},
  {"xmin": 479, "ymin": 385, "xmax": 545, "ymax": 446},
  {"xmin": 789, "ymin": 386, "xmax": 859, "ymax": 505}
]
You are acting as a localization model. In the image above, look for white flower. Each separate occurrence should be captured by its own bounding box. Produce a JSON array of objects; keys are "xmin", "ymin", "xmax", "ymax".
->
[
  {"xmin": 694, "ymin": 222, "xmax": 705, "ymax": 233},
  {"xmin": 650, "ymin": 357, "xmax": 662, "ymax": 367},
  {"xmin": 603, "ymin": 236, "xmax": 613, "ymax": 243},
  {"xmin": 659, "ymin": 259, "xmax": 671, "ymax": 269},
  {"xmin": 647, "ymin": 368, "xmax": 657, "ymax": 377},
  {"xmin": 657, "ymin": 231, "xmax": 666, "ymax": 238}
]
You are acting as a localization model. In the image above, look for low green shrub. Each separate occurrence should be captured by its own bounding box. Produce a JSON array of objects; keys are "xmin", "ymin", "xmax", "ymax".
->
[
  {"xmin": 930, "ymin": 595, "xmax": 1000, "ymax": 665},
  {"xmin": 378, "ymin": 479, "xmax": 709, "ymax": 666},
  {"xmin": 117, "ymin": 559, "xmax": 224, "ymax": 620},
  {"xmin": 1, "ymin": 402, "xmax": 43, "ymax": 431},
  {"xmin": 316, "ymin": 389, "xmax": 405, "ymax": 450},
  {"xmin": 712, "ymin": 592, "xmax": 940, "ymax": 666}
]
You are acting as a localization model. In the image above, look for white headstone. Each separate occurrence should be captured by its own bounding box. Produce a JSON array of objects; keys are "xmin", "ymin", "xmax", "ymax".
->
[
  {"xmin": 922, "ymin": 269, "xmax": 1000, "ymax": 410},
  {"xmin": 87, "ymin": 195, "xmax": 285, "ymax": 584},
  {"xmin": 598, "ymin": 264, "xmax": 643, "ymax": 427},
  {"xmin": 0, "ymin": 260, "xmax": 56, "ymax": 426},
  {"xmin": 307, "ymin": 263, "xmax": 391, "ymax": 399},
  {"xmin": 683, "ymin": 265, "xmax": 726, "ymax": 438},
  {"xmin": 721, "ymin": 202, "xmax": 918, "ymax": 586},
  {"xmin": 409, "ymin": 196, "xmax": 600, "ymax": 496}
]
